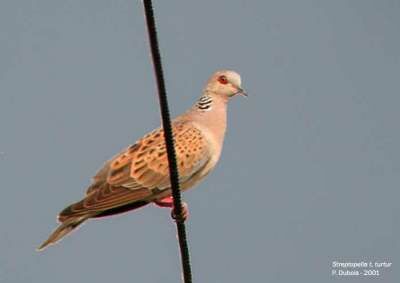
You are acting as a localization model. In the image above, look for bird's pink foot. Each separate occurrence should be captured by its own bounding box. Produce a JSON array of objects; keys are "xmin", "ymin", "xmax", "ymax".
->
[
  {"xmin": 154, "ymin": 196, "xmax": 174, "ymax": 208},
  {"xmin": 154, "ymin": 196, "xmax": 189, "ymax": 222}
]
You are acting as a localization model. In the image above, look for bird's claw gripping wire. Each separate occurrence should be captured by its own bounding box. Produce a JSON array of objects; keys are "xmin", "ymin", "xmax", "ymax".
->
[
  {"xmin": 171, "ymin": 202, "xmax": 189, "ymax": 222},
  {"xmin": 154, "ymin": 196, "xmax": 189, "ymax": 222}
]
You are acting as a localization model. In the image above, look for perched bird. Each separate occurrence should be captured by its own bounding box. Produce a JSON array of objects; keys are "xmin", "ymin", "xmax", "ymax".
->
[{"xmin": 38, "ymin": 70, "xmax": 246, "ymax": 251}]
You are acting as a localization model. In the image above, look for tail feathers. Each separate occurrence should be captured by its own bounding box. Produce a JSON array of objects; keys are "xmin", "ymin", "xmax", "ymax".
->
[{"xmin": 37, "ymin": 215, "xmax": 90, "ymax": 251}]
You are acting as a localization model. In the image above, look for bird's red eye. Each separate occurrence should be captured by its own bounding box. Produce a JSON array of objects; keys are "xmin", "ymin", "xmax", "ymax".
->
[{"xmin": 218, "ymin": 75, "xmax": 228, "ymax": 84}]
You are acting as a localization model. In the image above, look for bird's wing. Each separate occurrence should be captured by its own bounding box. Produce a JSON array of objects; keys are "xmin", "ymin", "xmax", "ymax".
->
[{"xmin": 59, "ymin": 121, "xmax": 211, "ymax": 220}]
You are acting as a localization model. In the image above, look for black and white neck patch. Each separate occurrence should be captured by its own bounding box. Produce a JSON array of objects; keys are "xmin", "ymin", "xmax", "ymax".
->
[{"xmin": 196, "ymin": 95, "xmax": 213, "ymax": 111}]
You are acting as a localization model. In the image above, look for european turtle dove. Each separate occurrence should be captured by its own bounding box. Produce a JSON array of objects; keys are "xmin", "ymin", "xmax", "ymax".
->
[{"xmin": 38, "ymin": 70, "xmax": 246, "ymax": 251}]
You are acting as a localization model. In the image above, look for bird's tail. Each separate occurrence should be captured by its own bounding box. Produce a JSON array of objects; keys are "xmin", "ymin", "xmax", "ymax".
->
[{"xmin": 37, "ymin": 215, "xmax": 91, "ymax": 251}]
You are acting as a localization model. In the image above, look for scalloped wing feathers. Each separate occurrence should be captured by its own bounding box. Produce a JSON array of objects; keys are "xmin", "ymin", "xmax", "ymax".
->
[{"xmin": 58, "ymin": 121, "xmax": 210, "ymax": 221}]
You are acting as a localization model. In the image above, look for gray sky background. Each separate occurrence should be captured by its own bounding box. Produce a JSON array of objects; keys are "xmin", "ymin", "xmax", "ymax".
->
[{"xmin": 0, "ymin": 1, "xmax": 399, "ymax": 282}]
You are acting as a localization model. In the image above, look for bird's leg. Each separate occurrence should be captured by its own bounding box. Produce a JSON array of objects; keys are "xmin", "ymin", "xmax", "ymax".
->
[{"xmin": 153, "ymin": 196, "xmax": 189, "ymax": 221}]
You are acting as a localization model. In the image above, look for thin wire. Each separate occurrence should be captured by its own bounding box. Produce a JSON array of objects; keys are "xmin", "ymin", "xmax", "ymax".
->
[{"xmin": 142, "ymin": 1, "xmax": 193, "ymax": 282}]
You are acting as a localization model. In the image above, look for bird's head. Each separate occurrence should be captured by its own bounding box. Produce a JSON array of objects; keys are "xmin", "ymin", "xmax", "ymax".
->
[{"xmin": 205, "ymin": 70, "xmax": 247, "ymax": 99}]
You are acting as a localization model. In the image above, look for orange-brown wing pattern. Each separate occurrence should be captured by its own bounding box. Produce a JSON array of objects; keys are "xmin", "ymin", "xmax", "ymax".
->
[
  {"xmin": 105, "ymin": 121, "xmax": 210, "ymax": 189},
  {"xmin": 59, "ymin": 185, "xmax": 151, "ymax": 221},
  {"xmin": 59, "ymin": 121, "xmax": 210, "ymax": 220}
]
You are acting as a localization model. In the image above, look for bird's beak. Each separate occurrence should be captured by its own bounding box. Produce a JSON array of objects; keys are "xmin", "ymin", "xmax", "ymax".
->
[{"xmin": 233, "ymin": 87, "xmax": 248, "ymax": 97}]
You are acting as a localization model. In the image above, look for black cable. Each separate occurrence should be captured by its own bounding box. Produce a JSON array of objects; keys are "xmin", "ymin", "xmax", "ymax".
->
[{"xmin": 142, "ymin": 1, "xmax": 193, "ymax": 282}]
